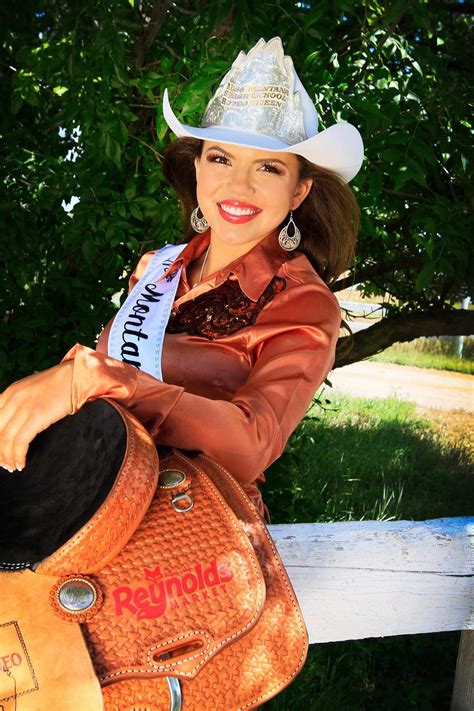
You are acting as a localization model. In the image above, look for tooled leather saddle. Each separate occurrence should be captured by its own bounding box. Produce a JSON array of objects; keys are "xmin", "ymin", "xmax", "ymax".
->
[{"xmin": 0, "ymin": 398, "xmax": 308, "ymax": 710}]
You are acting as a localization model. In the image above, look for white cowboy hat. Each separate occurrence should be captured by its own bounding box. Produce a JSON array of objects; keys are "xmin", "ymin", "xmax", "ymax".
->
[{"xmin": 162, "ymin": 37, "xmax": 364, "ymax": 183}]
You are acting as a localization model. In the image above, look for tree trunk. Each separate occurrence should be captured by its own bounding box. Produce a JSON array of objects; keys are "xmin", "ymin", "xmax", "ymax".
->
[{"xmin": 335, "ymin": 309, "xmax": 474, "ymax": 368}]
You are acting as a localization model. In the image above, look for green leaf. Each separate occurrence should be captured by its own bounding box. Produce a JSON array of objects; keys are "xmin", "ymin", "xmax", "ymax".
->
[
  {"xmin": 380, "ymin": 148, "xmax": 402, "ymax": 164},
  {"xmin": 415, "ymin": 262, "xmax": 435, "ymax": 291},
  {"xmin": 104, "ymin": 134, "xmax": 122, "ymax": 168},
  {"xmin": 120, "ymin": 121, "xmax": 129, "ymax": 144},
  {"xmin": 113, "ymin": 63, "xmax": 129, "ymax": 86},
  {"xmin": 382, "ymin": 1, "xmax": 411, "ymax": 29},
  {"xmin": 410, "ymin": 60, "xmax": 423, "ymax": 77},
  {"xmin": 129, "ymin": 203, "xmax": 142, "ymax": 220},
  {"xmin": 405, "ymin": 157, "xmax": 427, "ymax": 187},
  {"xmin": 82, "ymin": 240, "xmax": 96, "ymax": 265},
  {"xmin": 125, "ymin": 183, "xmax": 136, "ymax": 201},
  {"xmin": 147, "ymin": 172, "xmax": 162, "ymax": 194},
  {"xmin": 135, "ymin": 197, "xmax": 158, "ymax": 213},
  {"xmin": 11, "ymin": 93, "xmax": 23, "ymax": 114},
  {"xmin": 368, "ymin": 171, "xmax": 383, "ymax": 196}
]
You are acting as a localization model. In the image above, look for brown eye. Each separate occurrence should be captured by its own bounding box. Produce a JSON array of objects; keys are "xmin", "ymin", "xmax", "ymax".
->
[
  {"xmin": 260, "ymin": 162, "xmax": 282, "ymax": 175},
  {"xmin": 207, "ymin": 152, "xmax": 229, "ymax": 165}
]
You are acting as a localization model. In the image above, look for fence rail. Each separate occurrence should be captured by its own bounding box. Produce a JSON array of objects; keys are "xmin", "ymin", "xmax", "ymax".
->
[{"xmin": 268, "ymin": 517, "xmax": 473, "ymax": 711}]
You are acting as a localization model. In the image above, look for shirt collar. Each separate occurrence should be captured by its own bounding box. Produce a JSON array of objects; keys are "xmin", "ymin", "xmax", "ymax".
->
[{"xmin": 172, "ymin": 229, "xmax": 290, "ymax": 302}]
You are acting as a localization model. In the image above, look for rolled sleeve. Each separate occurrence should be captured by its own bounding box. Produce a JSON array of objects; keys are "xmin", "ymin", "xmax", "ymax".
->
[{"xmin": 61, "ymin": 344, "xmax": 184, "ymax": 430}]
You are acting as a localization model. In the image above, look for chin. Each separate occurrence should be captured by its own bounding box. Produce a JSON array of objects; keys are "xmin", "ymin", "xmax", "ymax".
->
[{"xmin": 211, "ymin": 219, "xmax": 272, "ymax": 247}]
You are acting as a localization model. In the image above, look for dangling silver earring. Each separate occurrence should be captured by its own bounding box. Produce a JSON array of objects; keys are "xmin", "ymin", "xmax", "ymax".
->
[
  {"xmin": 191, "ymin": 206, "xmax": 209, "ymax": 233},
  {"xmin": 278, "ymin": 211, "xmax": 301, "ymax": 251}
]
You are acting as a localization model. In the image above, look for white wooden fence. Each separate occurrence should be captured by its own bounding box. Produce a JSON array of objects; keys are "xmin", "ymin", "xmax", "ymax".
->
[{"xmin": 268, "ymin": 517, "xmax": 473, "ymax": 710}]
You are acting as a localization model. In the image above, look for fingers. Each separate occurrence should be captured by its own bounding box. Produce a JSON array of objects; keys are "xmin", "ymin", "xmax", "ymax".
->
[
  {"xmin": 0, "ymin": 401, "xmax": 30, "ymax": 472},
  {"xmin": 0, "ymin": 397, "xmax": 17, "ymax": 472},
  {"xmin": 0, "ymin": 383, "xmax": 39, "ymax": 471},
  {"xmin": 0, "ymin": 363, "xmax": 74, "ymax": 472}
]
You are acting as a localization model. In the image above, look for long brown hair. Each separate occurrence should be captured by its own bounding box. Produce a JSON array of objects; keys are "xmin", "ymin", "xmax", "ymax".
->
[{"xmin": 162, "ymin": 137, "xmax": 359, "ymax": 287}]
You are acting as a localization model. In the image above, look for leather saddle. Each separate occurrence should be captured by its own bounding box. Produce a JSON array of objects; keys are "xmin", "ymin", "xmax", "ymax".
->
[{"xmin": 0, "ymin": 398, "xmax": 308, "ymax": 710}]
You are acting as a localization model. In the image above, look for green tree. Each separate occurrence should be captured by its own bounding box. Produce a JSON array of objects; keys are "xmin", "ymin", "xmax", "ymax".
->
[{"xmin": 1, "ymin": 0, "xmax": 473, "ymax": 387}]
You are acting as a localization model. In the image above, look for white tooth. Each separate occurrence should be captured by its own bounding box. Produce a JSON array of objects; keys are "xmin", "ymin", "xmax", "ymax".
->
[{"xmin": 220, "ymin": 204, "xmax": 257, "ymax": 216}]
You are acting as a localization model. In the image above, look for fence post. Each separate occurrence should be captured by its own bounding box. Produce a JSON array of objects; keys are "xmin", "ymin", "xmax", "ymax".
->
[{"xmin": 451, "ymin": 630, "xmax": 474, "ymax": 711}]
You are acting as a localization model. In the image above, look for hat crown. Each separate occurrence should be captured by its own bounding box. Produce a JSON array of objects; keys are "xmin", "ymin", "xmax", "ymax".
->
[{"xmin": 200, "ymin": 37, "xmax": 318, "ymax": 146}]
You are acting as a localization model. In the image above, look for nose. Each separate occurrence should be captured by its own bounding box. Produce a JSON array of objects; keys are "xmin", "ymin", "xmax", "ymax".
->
[{"xmin": 228, "ymin": 164, "xmax": 255, "ymax": 196}]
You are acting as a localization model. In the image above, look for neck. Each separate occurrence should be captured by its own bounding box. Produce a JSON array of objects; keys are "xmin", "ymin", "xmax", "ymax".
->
[{"xmin": 201, "ymin": 229, "xmax": 273, "ymax": 279}]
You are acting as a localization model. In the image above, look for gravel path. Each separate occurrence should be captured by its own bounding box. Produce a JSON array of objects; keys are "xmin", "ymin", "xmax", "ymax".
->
[{"xmin": 325, "ymin": 360, "xmax": 473, "ymax": 412}]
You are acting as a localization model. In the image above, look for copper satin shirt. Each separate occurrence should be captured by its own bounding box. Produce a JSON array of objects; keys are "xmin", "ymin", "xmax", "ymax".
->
[{"xmin": 62, "ymin": 229, "xmax": 342, "ymax": 518}]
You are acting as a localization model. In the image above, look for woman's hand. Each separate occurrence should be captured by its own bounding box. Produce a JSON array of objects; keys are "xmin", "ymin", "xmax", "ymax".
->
[{"xmin": 0, "ymin": 360, "xmax": 74, "ymax": 472}]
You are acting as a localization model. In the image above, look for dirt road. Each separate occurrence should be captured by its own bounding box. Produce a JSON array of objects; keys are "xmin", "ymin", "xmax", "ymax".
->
[
  {"xmin": 326, "ymin": 360, "xmax": 473, "ymax": 412},
  {"xmin": 324, "ymin": 360, "xmax": 474, "ymax": 457}
]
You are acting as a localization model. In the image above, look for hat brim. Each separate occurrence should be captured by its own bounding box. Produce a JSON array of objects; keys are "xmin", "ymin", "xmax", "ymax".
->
[{"xmin": 163, "ymin": 89, "xmax": 364, "ymax": 183}]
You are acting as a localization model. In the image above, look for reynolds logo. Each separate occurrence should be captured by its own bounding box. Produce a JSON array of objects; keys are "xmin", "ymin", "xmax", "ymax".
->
[{"xmin": 113, "ymin": 558, "xmax": 233, "ymax": 620}]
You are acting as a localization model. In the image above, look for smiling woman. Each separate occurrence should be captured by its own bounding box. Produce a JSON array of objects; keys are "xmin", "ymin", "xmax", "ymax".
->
[
  {"xmin": 0, "ymin": 34, "xmax": 363, "ymax": 512},
  {"xmin": 194, "ymin": 142, "xmax": 311, "ymax": 261},
  {"xmin": 0, "ymin": 35, "xmax": 363, "ymax": 709},
  {"xmin": 163, "ymin": 135, "xmax": 361, "ymax": 289}
]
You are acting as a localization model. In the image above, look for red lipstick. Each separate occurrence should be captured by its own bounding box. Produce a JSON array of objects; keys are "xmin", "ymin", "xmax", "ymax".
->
[{"xmin": 217, "ymin": 199, "xmax": 262, "ymax": 224}]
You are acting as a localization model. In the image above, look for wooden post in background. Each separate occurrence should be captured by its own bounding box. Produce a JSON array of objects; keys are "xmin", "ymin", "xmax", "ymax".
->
[{"xmin": 451, "ymin": 630, "xmax": 474, "ymax": 711}]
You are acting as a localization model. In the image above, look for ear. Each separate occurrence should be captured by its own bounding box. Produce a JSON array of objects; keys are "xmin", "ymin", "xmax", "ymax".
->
[
  {"xmin": 194, "ymin": 156, "xmax": 201, "ymax": 181},
  {"xmin": 291, "ymin": 178, "xmax": 313, "ymax": 211}
]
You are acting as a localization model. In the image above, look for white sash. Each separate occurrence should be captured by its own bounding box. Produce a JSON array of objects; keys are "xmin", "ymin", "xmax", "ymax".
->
[{"xmin": 108, "ymin": 243, "xmax": 187, "ymax": 380}]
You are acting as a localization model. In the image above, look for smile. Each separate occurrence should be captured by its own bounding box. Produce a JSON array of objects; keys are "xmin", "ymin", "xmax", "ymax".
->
[{"xmin": 217, "ymin": 200, "xmax": 262, "ymax": 224}]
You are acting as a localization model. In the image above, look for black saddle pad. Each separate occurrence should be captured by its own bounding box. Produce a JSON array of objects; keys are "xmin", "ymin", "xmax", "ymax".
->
[{"xmin": 0, "ymin": 399, "xmax": 126, "ymax": 568}]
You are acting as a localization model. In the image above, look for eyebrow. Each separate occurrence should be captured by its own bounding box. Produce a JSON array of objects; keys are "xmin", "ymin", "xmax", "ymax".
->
[{"xmin": 205, "ymin": 144, "xmax": 288, "ymax": 167}]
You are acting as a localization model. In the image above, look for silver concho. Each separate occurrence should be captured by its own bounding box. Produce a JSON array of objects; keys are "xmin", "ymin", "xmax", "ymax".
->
[
  {"xmin": 159, "ymin": 469, "xmax": 186, "ymax": 489},
  {"xmin": 57, "ymin": 577, "xmax": 97, "ymax": 612},
  {"xmin": 159, "ymin": 469, "xmax": 193, "ymax": 512}
]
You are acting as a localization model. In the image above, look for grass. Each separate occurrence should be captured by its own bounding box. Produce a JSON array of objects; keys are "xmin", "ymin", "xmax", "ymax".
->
[
  {"xmin": 368, "ymin": 346, "xmax": 473, "ymax": 375},
  {"xmin": 363, "ymin": 334, "xmax": 474, "ymax": 375},
  {"xmin": 261, "ymin": 392, "xmax": 473, "ymax": 710}
]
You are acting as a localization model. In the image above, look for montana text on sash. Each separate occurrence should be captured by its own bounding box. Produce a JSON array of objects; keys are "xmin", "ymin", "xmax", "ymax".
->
[{"xmin": 108, "ymin": 243, "xmax": 186, "ymax": 380}]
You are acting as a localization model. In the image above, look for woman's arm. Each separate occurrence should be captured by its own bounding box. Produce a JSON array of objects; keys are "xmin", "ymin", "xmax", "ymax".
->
[
  {"xmin": 0, "ymin": 243, "xmax": 340, "ymax": 482},
  {"xmin": 62, "ymin": 284, "xmax": 340, "ymax": 486}
]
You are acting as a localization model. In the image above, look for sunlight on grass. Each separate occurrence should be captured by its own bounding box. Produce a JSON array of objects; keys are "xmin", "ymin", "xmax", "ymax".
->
[
  {"xmin": 265, "ymin": 393, "xmax": 472, "ymax": 525},
  {"xmin": 262, "ymin": 391, "xmax": 472, "ymax": 710},
  {"xmin": 367, "ymin": 337, "xmax": 474, "ymax": 374}
]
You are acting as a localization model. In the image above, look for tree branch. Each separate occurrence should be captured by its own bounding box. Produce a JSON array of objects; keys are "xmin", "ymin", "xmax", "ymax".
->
[
  {"xmin": 158, "ymin": 40, "xmax": 180, "ymax": 61},
  {"xmin": 173, "ymin": 3, "xmax": 197, "ymax": 15},
  {"xmin": 332, "ymin": 256, "xmax": 423, "ymax": 292},
  {"xmin": 382, "ymin": 188, "xmax": 422, "ymax": 200},
  {"xmin": 133, "ymin": 0, "xmax": 174, "ymax": 69},
  {"xmin": 334, "ymin": 308, "xmax": 474, "ymax": 368}
]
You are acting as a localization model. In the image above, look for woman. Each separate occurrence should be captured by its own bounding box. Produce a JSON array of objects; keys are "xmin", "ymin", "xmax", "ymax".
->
[{"xmin": 0, "ymin": 37, "xmax": 363, "ymax": 520}]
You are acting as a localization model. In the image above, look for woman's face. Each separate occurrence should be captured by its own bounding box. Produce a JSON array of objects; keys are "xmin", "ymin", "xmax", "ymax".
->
[{"xmin": 194, "ymin": 141, "xmax": 312, "ymax": 250}]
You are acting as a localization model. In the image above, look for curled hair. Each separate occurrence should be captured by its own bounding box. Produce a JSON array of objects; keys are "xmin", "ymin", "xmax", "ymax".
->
[{"xmin": 162, "ymin": 137, "xmax": 359, "ymax": 357}]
